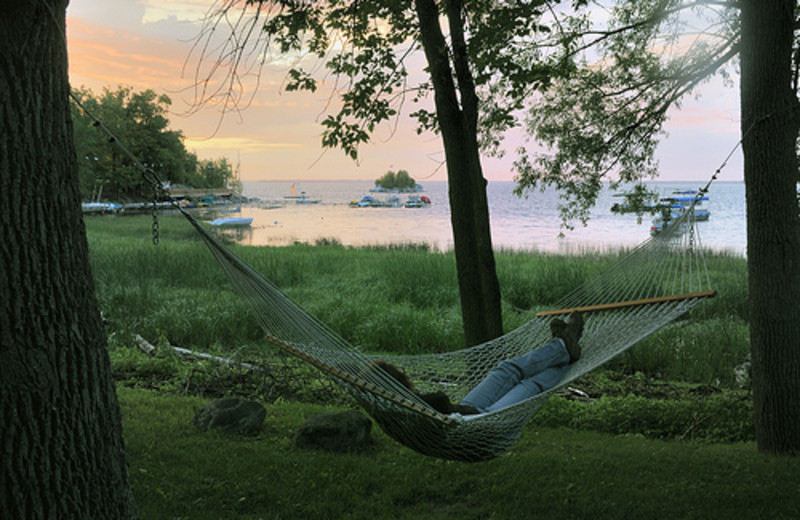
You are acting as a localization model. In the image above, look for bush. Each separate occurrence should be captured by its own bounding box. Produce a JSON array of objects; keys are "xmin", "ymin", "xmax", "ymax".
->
[{"xmin": 534, "ymin": 391, "xmax": 754, "ymax": 443}]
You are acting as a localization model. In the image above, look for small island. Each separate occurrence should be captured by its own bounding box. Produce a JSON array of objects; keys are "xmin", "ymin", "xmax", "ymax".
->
[{"xmin": 370, "ymin": 169, "xmax": 423, "ymax": 193}]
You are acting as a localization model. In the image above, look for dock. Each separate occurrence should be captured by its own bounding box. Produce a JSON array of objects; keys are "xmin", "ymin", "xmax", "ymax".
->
[{"xmin": 168, "ymin": 187, "xmax": 235, "ymax": 199}]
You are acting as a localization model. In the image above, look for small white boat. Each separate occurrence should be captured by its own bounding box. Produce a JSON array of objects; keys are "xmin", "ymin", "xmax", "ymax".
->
[
  {"xmin": 382, "ymin": 195, "xmax": 402, "ymax": 208},
  {"xmin": 351, "ymin": 195, "xmax": 379, "ymax": 207},
  {"xmin": 405, "ymin": 195, "xmax": 431, "ymax": 208},
  {"xmin": 650, "ymin": 214, "xmax": 684, "ymax": 235},
  {"xmin": 82, "ymin": 202, "xmax": 122, "ymax": 214},
  {"xmin": 295, "ymin": 192, "xmax": 321, "ymax": 204},
  {"xmin": 210, "ymin": 217, "xmax": 253, "ymax": 227}
]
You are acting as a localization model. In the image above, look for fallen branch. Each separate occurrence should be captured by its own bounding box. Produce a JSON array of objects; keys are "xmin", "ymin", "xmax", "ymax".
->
[{"xmin": 133, "ymin": 334, "xmax": 260, "ymax": 371}]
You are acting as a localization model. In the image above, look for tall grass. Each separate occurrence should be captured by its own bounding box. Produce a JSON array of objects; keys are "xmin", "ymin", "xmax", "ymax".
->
[
  {"xmin": 86, "ymin": 213, "xmax": 751, "ymax": 388},
  {"xmin": 700, "ymin": 250, "xmax": 750, "ymax": 321},
  {"xmin": 618, "ymin": 319, "xmax": 751, "ymax": 386},
  {"xmin": 495, "ymin": 249, "xmax": 612, "ymax": 310}
]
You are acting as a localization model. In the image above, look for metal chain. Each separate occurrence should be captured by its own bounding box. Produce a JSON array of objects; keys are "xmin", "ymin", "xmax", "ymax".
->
[
  {"xmin": 142, "ymin": 168, "xmax": 168, "ymax": 246},
  {"xmin": 151, "ymin": 184, "xmax": 160, "ymax": 245}
]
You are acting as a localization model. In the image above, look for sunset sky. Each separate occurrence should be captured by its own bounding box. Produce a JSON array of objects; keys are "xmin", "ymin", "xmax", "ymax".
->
[{"xmin": 65, "ymin": 0, "xmax": 744, "ymax": 183}]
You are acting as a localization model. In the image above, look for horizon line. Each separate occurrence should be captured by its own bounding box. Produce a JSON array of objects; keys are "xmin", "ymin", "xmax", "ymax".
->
[{"xmin": 240, "ymin": 178, "xmax": 744, "ymax": 183}]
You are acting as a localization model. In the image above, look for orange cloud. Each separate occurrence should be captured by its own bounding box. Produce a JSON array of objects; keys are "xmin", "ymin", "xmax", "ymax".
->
[
  {"xmin": 68, "ymin": 18, "xmax": 193, "ymax": 92},
  {"xmin": 185, "ymin": 136, "xmax": 302, "ymax": 153}
]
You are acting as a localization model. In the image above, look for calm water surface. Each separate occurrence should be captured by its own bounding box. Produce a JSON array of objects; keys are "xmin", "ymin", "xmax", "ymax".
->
[{"xmin": 217, "ymin": 180, "xmax": 746, "ymax": 255}]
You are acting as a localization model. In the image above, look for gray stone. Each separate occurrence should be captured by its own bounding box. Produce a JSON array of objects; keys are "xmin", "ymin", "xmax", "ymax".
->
[
  {"xmin": 193, "ymin": 397, "xmax": 266, "ymax": 435},
  {"xmin": 294, "ymin": 411, "xmax": 373, "ymax": 452}
]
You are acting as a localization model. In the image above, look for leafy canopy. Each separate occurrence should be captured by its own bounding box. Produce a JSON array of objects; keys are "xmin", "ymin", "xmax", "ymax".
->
[
  {"xmin": 512, "ymin": 0, "xmax": 740, "ymax": 225},
  {"xmin": 374, "ymin": 169, "xmax": 417, "ymax": 191},
  {"xmin": 71, "ymin": 86, "xmax": 235, "ymax": 200},
  {"xmin": 190, "ymin": 0, "xmax": 562, "ymax": 162}
]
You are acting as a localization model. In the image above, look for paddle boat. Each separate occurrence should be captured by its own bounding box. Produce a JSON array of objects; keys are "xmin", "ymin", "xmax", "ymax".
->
[{"xmin": 649, "ymin": 192, "xmax": 710, "ymax": 235}]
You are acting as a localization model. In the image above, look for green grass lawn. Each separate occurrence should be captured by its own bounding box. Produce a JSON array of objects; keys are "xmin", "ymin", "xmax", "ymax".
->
[
  {"xmin": 120, "ymin": 386, "xmax": 799, "ymax": 520},
  {"xmin": 85, "ymin": 214, "xmax": 795, "ymax": 518}
]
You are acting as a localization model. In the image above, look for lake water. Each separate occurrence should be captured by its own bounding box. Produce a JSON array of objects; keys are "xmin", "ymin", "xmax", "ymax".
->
[{"xmin": 218, "ymin": 180, "xmax": 746, "ymax": 255}]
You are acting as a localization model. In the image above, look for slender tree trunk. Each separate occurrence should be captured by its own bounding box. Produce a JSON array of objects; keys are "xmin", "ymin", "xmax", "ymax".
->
[
  {"xmin": 739, "ymin": 0, "xmax": 800, "ymax": 455},
  {"xmin": 446, "ymin": 0, "xmax": 504, "ymax": 342},
  {"xmin": 0, "ymin": 1, "xmax": 138, "ymax": 516},
  {"xmin": 415, "ymin": 0, "xmax": 503, "ymax": 346}
]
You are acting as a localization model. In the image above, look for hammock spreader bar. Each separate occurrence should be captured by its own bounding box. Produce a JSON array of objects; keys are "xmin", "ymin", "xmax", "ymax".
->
[{"xmin": 535, "ymin": 289, "xmax": 717, "ymax": 317}]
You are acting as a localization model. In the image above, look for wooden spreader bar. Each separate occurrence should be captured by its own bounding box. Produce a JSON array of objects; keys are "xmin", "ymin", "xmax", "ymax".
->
[{"xmin": 535, "ymin": 289, "xmax": 717, "ymax": 317}]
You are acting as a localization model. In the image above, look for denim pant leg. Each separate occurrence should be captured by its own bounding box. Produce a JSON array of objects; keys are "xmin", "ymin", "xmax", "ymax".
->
[
  {"xmin": 512, "ymin": 338, "xmax": 571, "ymax": 378},
  {"xmin": 460, "ymin": 339, "xmax": 570, "ymax": 412},
  {"xmin": 483, "ymin": 365, "xmax": 570, "ymax": 412},
  {"xmin": 459, "ymin": 359, "xmax": 522, "ymax": 412}
]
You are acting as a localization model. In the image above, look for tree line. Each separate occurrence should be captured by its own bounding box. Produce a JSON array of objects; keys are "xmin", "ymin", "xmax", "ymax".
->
[{"xmin": 71, "ymin": 86, "xmax": 234, "ymax": 201}]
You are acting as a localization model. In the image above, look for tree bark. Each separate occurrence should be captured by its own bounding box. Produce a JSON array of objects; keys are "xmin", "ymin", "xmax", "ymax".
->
[
  {"xmin": 415, "ymin": 0, "xmax": 503, "ymax": 346},
  {"xmin": 739, "ymin": 0, "xmax": 800, "ymax": 455},
  {"xmin": 0, "ymin": 1, "xmax": 138, "ymax": 516}
]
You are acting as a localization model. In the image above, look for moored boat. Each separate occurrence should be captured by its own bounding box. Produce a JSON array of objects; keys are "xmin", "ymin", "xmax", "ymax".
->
[
  {"xmin": 382, "ymin": 195, "xmax": 402, "ymax": 207},
  {"xmin": 351, "ymin": 195, "xmax": 380, "ymax": 207},
  {"xmin": 81, "ymin": 202, "xmax": 123, "ymax": 214},
  {"xmin": 650, "ymin": 192, "xmax": 710, "ymax": 235},
  {"xmin": 210, "ymin": 217, "xmax": 253, "ymax": 227},
  {"xmin": 404, "ymin": 195, "xmax": 431, "ymax": 208},
  {"xmin": 295, "ymin": 191, "xmax": 321, "ymax": 204}
]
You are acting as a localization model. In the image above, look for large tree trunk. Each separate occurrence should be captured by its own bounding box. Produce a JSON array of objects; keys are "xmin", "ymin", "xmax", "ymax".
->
[
  {"xmin": 739, "ymin": 0, "xmax": 800, "ymax": 455},
  {"xmin": 415, "ymin": 0, "xmax": 503, "ymax": 346},
  {"xmin": 0, "ymin": 2, "xmax": 138, "ymax": 516}
]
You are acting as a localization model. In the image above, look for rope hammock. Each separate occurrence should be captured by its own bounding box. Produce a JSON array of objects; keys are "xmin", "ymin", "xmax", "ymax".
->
[
  {"xmin": 68, "ymin": 93, "xmax": 718, "ymax": 462},
  {"xmin": 174, "ymin": 200, "xmax": 714, "ymax": 462}
]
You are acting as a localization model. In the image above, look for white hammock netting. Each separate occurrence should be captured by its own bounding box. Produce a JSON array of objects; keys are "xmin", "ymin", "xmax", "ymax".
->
[{"xmin": 180, "ymin": 204, "xmax": 714, "ymax": 462}]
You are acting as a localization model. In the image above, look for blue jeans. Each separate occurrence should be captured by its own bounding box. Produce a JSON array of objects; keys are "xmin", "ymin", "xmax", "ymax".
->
[{"xmin": 460, "ymin": 338, "xmax": 571, "ymax": 413}]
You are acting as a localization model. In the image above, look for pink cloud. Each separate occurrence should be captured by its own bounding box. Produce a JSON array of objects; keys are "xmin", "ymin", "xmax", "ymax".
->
[{"xmin": 67, "ymin": 18, "xmax": 190, "ymax": 92}]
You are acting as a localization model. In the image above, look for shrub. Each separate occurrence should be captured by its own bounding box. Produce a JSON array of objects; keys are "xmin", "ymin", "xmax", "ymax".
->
[{"xmin": 534, "ymin": 391, "xmax": 754, "ymax": 443}]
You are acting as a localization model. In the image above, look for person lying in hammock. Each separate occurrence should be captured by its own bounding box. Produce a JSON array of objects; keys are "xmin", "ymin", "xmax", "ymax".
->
[{"xmin": 374, "ymin": 311, "xmax": 584, "ymax": 416}]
